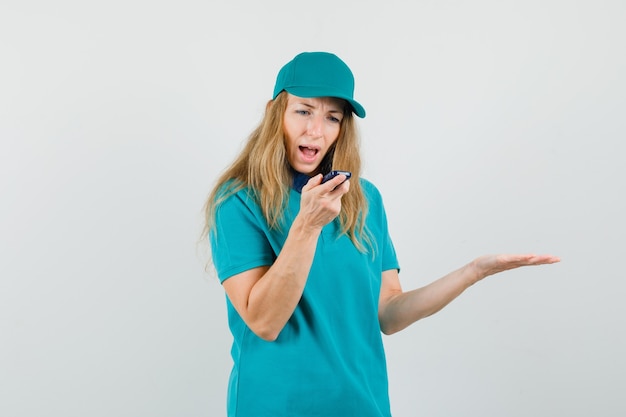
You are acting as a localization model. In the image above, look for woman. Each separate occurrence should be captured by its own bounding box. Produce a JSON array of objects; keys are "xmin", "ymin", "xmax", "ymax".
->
[{"xmin": 203, "ymin": 51, "xmax": 559, "ymax": 417}]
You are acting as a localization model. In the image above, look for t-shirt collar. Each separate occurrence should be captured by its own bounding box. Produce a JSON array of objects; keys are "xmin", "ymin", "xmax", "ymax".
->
[{"xmin": 291, "ymin": 169, "xmax": 311, "ymax": 193}]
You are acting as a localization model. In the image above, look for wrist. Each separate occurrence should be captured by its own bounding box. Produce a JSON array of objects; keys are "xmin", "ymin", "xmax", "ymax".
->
[
  {"xmin": 466, "ymin": 260, "xmax": 485, "ymax": 285},
  {"xmin": 290, "ymin": 215, "xmax": 323, "ymax": 240}
]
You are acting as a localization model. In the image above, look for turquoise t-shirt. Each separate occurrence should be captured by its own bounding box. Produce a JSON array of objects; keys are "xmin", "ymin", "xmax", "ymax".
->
[{"xmin": 210, "ymin": 178, "xmax": 400, "ymax": 417}]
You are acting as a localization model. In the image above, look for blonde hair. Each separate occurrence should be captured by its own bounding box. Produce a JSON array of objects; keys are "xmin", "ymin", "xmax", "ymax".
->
[{"xmin": 202, "ymin": 92, "xmax": 371, "ymax": 252}]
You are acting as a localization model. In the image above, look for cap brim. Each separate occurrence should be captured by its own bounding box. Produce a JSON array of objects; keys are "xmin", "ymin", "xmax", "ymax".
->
[{"xmin": 283, "ymin": 87, "xmax": 366, "ymax": 118}]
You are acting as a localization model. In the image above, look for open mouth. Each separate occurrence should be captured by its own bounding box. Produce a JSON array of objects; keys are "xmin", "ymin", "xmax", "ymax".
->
[{"xmin": 299, "ymin": 146, "xmax": 319, "ymax": 158}]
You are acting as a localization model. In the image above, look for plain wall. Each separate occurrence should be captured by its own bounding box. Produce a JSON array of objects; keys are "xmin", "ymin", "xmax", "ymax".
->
[{"xmin": 1, "ymin": 1, "xmax": 624, "ymax": 416}]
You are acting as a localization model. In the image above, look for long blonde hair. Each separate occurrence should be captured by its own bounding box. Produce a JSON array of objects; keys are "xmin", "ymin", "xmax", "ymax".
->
[{"xmin": 202, "ymin": 92, "xmax": 371, "ymax": 252}]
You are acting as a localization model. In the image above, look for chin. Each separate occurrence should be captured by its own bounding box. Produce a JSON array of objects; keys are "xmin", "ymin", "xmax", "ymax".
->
[{"xmin": 292, "ymin": 163, "xmax": 319, "ymax": 176}]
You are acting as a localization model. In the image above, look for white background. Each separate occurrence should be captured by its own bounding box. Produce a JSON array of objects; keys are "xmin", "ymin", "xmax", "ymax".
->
[{"xmin": 1, "ymin": 1, "xmax": 624, "ymax": 416}]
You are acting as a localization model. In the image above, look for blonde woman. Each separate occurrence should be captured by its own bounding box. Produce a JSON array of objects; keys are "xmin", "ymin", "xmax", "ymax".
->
[{"xmin": 203, "ymin": 52, "xmax": 559, "ymax": 417}]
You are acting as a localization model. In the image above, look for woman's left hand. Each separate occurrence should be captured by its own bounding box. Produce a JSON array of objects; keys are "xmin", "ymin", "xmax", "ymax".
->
[{"xmin": 471, "ymin": 254, "xmax": 561, "ymax": 283}]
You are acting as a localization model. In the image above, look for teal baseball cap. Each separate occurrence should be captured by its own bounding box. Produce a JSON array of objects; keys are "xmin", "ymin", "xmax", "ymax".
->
[{"xmin": 272, "ymin": 52, "xmax": 366, "ymax": 118}]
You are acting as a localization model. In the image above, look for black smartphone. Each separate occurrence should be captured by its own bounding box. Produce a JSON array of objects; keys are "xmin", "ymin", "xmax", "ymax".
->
[{"xmin": 322, "ymin": 170, "xmax": 352, "ymax": 184}]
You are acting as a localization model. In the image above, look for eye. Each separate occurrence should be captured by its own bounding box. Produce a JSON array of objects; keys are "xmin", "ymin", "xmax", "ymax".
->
[
  {"xmin": 295, "ymin": 109, "xmax": 310, "ymax": 116},
  {"xmin": 327, "ymin": 115, "xmax": 342, "ymax": 123}
]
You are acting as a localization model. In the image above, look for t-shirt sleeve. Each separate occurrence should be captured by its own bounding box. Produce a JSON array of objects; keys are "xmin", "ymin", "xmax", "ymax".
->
[
  {"xmin": 209, "ymin": 192, "xmax": 276, "ymax": 283},
  {"xmin": 363, "ymin": 179, "xmax": 400, "ymax": 272},
  {"xmin": 380, "ymin": 203, "xmax": 400, "ymax": 272}
]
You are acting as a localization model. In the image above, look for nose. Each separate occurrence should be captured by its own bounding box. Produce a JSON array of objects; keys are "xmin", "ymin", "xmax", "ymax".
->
[{"xmin": 306, "ymin": 114, "xmax": 324, "ymax": 137}]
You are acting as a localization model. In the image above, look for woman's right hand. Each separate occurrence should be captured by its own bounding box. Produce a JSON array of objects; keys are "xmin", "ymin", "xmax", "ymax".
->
[{"xmin": 297, "ymin": 173, "xmax": 350, "ymax": 230}]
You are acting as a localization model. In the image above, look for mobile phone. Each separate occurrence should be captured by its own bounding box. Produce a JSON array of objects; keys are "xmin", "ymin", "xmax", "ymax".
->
[{"xmin": 322, "ymin": 170, "xmax": 352, "ymax": 184}]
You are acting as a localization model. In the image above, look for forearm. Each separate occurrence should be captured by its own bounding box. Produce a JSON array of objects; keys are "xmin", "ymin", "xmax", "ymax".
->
[
  {"xmin": 378, "ymin": 253, "xmax": 561, "ymax": 335},
  {"xmin": 245, "ymin": 216, "xmax": 321, "ymax": 340},
  {"xmin": 379, "ymin": 263, "xmax": 481, "ymax": 335}
]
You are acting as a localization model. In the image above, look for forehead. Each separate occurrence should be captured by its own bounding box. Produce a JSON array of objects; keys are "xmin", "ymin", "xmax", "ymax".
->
[{"xmin": 286, "ymin": 94, "xmax": 346, "ymax": 110}]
